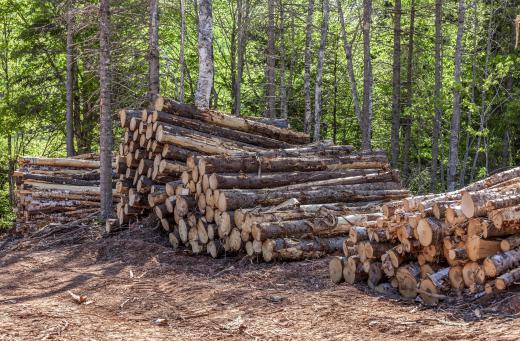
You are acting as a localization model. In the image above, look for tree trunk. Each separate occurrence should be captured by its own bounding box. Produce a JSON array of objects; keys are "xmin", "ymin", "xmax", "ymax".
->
[
  {"xmin": 303, "ymin": 0, "xmax": 315, "ymax": 133},
  {"xmin": 265, "ymin": 0, "xmax": 276, "ymax": 118},
  {"xmin": 390, "ymin": 0, "xmax": 401, "ymax": 168},
  {"xmin": 402, "ymin": 0, "xmax": 415, "ymax": 180},
  {"xmin": 430, "ymin": 0, "xmax": 443, "ymax": 191},
  {"xmin": 313, "ymin": 0, "xmax": 330, "ymax": 142},
  {"xmin": 99, "ymin": 0, "xmax": 113, "ymax": 220},
  {"xmin": 279, "ymin": 0, "xmax": 287, "ymax": 119},
  {"xmin": 447, "ymin": 0, "xmax": 465, "ymax": 191},
  {"xmin": 65, "ymin": 3, "xmax": 75, "ymax": 157},
  {"xmin": 233, "ymin": 0, "xmax": 249, "ymax": 116},
  {"xmin": 332, "ymin": 40, "xmax": 338, "ymax": 144},
  {"xmin": 148, "ymin": 0, "xmax": 160, "ymax": 106},
  {"xmin": 194, "ymin": 0, "xmax": 213, "ymax": 108},
  {"xmin": 361, "ymin": 0, "xmax": 373, "ymax": 151},
  {"xmin": 337, "ymin": 0, "xmax": 361, "ymax": 123},
  {"xmin": 179, "ymin": 0, "xmax": 186, "ymax": 102}
]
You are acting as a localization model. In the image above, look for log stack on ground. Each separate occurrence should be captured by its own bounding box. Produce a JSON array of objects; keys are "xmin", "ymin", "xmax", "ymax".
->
[
  {"xmin": 115, "ymin": 97, "xmax": 408, "ymax": 262},
  {"xmin": 328, "ymin": 166, "xmax": 520, "ymax": 304},
  {"xmin": 13, "ymin": 154, "xmax": 118, "ymax": 233}
]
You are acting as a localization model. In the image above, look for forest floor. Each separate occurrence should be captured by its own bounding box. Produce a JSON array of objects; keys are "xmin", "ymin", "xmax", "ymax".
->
[{"xmin": 1, "ymin": 221, "xmax": 520, "ymax": 340}]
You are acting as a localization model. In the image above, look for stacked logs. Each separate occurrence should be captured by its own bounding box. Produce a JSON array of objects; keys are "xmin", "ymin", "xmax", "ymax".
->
[
  {"xmin": 329, "ymin": 166, "xmax": 520, "ymax": 304},
  {"xmin": 116, "ymin": 97, "xmax": 409, "ymax": 262},
  {"xmin": 114, "ymin": 96, "xmax": 310, "ymax": 228},
  {"xmin": 13, "ymin": 154, "xmax": 115, "ymax": 233},
  {"xmin": 186, "ymin": 150, "xmax": 409, "ymax": 261}
]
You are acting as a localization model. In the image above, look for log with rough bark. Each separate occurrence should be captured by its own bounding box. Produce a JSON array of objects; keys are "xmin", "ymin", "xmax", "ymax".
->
[
  {"xmin": 418, "ymin": 267, "xmax": 450, "ymax": 305},
  {"xmin": 489, "ymin": 205, "xmax": 520, "ymax": 230},
  {"xmin": 262, "ymin": 237, "xmax": 345, "ymax": 262},
  {"xmin": 197, "ymin": 151, "xmax": 390, "ymax": 176},
  {"xmin": 217, "ymin": 185, "xmax": 408, "ymax": 212},
  {"xmin": 154, "ymin": 96, "xmax": 310, "ymax": 144},
  {"xmin": 152, "ymin": 111, "xmax": 293, "ymax": 149},
  {"xmin": 208, "ymin": 169, "xmax": 384, "ymax": 190}
]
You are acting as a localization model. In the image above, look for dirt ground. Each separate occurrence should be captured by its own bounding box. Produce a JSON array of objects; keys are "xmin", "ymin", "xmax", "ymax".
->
[{"xmin": 1, "ymin": 222, "xmax": 520, "ymax": 340}]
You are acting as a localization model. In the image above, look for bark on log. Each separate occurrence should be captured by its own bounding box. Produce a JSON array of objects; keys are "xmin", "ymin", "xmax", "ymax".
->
[
  {"xmin": 495, "ymin": 267, "xmax": 520, "ymax": 290},
  {"xmin": 208, "ymin": 169, "xmax": 384, "ymax": 190},
  {"xmin": 19, "ymin": 157, "xmax": 101, "ymax": 169},
  {"xmin": 500, "ymin": 235, "xmax": 520, "ymax": 252},
  {"xmin": 198, "ymin": 152, "xmax": 389, "ymax": 176},
  {"xmin": 217, "ymin": 186, "xmax": 408, "ymax": 212},
  {"xmin": 418, "ymin": 267, "xmax": 450, "ymax": 305},
  {"xmin": 154, "ymin": 96, "xmax": 310, "ymax": 144},
  {"xmin": 152, "ymin": 111, "xmax": 293, "ymax": 148},
  {"xmin": 483, "ymin": 248, "xmax": 520, "ymax": 278},
  {"xmin": 262, "ymin": 237, "xmax": 345, "ymax": 262},
  {"xmin": 343, "ymin": 255, "xmax": 368, "ymax": 284},
  {"xmin": 489, "ymin": 205, "xmax": 520, "ymax": 230}
]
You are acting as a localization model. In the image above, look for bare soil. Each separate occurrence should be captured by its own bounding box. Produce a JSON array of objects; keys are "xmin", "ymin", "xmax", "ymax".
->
[{"xmin": 1, "ymin": 222, "xmax": 520, "ymax": 340}]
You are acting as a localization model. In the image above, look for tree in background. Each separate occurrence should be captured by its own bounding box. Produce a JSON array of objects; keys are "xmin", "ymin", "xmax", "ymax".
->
[
  {"xmin": 194, "ymin": 0, "xmax": 213, "ymax": 109},
  {"xmin": 313, "ymin": 0, "xmax": 330, "ymax": 141},
  {"xmin": 99, "ymin": 0, "xmax": 113, "ymax": 220}
]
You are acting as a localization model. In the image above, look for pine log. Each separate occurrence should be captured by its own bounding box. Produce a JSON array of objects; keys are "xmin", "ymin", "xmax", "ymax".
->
[
  {"xmin": 158, "ymin": 159, "xmax": 189, "ymax": 175},
  {"xmin": 252, "ymin": 217, "xmax": 339, "ymax": 241},
  {"xmin": 462, "ymin": 262, "xmax": 485, "ymax": 288},
  {"xmin": 208, "ymin": 169, "xmax": 383, "ymax": 190},
  {"xmin": 152, "ymin": 111, "xmax": 293, "ymax": 148},
  {"xmin": 482, "ymin": 248, "xmax": 520, "ymax": 278},
  {"xmin": 156, "ymin": 124, "xmax": 262, "ymax": 155},
  {"xmin": 217, "ymin": 186, "xmax": 408, "ymax": 212},
  {"xmin": 154, "ymin": 97, "xmax": 310, "ymax": 144},
  {"xmin": 485, "ymin": 194, "xmax": 520, "ymax": 211},
  {"xmin": 466, "ymin": 236, "xmax": 501, "ymax": 261},
  {"xmin": 489, "ymin": 205, "xmax": 520, "ymax": 230},
  {"xmin": 198, "ymin": 152, "xmax": 389, "ymax": 176},
  {"xmin": 329, "ymin": 256, "xmax": 347, "ymax": 283},
  {"xmin": 343, "ymin": 256, "xmax": 368, "ymax": 284},
  {"xmin": 396, "ymin": 263, "xmax": 421, "ymax": 298},
  {"xmin": 495, "ymin": 267, "xmax": 520, "ymax": 290},
  {"xmin": 417, "ymin": 218, "xmax": 449, "ymax": 247},
  {"xmin": 261, "ymin": 237, "xmax": 345, "ymax": 262},
  {"xmin": 418, "ymin": 267, "xmax": 450, "ymax": 305},
  {"xmin": 500, "ymin": 235, "xmax": 520, "ymax": 252},
  {"xmin": 19, "ymin": 156, "xmax": 101, "ymax": 169}
]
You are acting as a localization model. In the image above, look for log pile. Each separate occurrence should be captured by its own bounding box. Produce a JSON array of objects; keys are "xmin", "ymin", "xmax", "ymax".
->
[
  {"xmin": 13, "ymin": 154, "xmax": 115, "ymax": 233},
  {"xmin": 115, "ymin": 97, "xmax": 408, "ymax": 262},
  {"xmin": 328, "ymin": 166, "xmax": 520, "ymax": 304}
]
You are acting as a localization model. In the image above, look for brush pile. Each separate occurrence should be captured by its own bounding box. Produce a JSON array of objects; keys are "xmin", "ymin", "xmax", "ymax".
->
[
  {"xmin": 13, "ymin": 153, "xmax": 113, "ymax": 233},
  {"xmin": 115, "ymin": 97, "xmax": 409, "ymax": 262},
  {"xmin": 328, "ymin": 167, "xmax": 520, "ymax": 304}
]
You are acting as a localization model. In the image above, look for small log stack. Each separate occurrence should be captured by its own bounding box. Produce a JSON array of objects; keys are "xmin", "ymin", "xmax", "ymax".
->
[
  {"xmin": 115, "ymin": 96, "xmax": 408, "ymax": 263},
  {"xmin": 328, "ymin": 166, "xmax": 520, "ymax": 305},
  {"xmin": 13, "ymin": 154, "xmax": 117, "ymax": 233}
]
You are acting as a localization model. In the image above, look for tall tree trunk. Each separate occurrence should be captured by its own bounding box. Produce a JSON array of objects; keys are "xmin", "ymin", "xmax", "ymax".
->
[
  {"xmin": 303, "ymin": 0, "xmax": 315, "ymax": 133},
  {"xmin": 460, "ymin": 0, "xmax": 477, "ymax": 187},
  {"xmin": 148, "ymin": 0, "xmax": 160, "ymax": 106},
  {"xmin": 179, "ymin": 0, "xmax": 186, "ymax": 102},
  {"xmin": 65, "ymin": 3, "xmax": 75, "ymax": 157},
  {"xmin": 430, "ymin": 0, "xmax": 443, "ymax": 191},
  {"xmin": 402, "ymin": 0, "xmax": 415, "ymax": 181},
  {"xmin": 447, "ymin": 0, "xmax": 465, "ymax": 191},
  {"xmin": 230, "ymin": 1, "xmax": 237, "ymax": 114},
  {"xmin": 7, "ymin": 134, "xmax": 14, "ymax": 207},
  {"xmin": 361, "ymin": 0, "xmax": 373, "ymax": 151},
  {"xmin": 234, "ymin": 0, "xmax": 249, "ymax": 116},
  {"xmin": 194, "ymin": 0, "xmax": 213, "ymax": 109},
  {"xmin": 287, "ymin": 11, "xmax": 296, "ymax": 113},
  {"xmin": 470, "ymin": 11, "xmax": 493, "ymax": 183},
  {"xmin": 332, "ymin": 39, "xmax": 338, "ymax": 144},
  {"xmin": 279, "ymin": 0, "xmax": 288, "ymax": 119},
  {"xmin": 390, "ymin": 0, "xmax": 401, "ymax": 168},
  {"xmin": 265, "ymin": 0, "xmax": 276, "ymax": 118},
  {"xmin": 337, "ymin": 0, "xmax": 361, "ymax": 123},
  {"xmin": 313, "ymin": 0, "xmax": 330, "ymax": 141},
  {"xmin": 99, "ymin": 0, "xmax": 113, "ymax": 220}
]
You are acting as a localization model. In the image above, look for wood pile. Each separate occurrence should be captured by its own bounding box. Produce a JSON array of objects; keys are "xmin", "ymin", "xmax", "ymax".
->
[
  {"xmin": 328, "ymin": 166, "xmax": 520, "ymax": 305},
  {"xmin": 115, "ymin": 97, "xmax": 409, "ymax": 262},
  {"xmin": 13, "ymin": 153, "xmax": 116, "ymax": 233}
]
